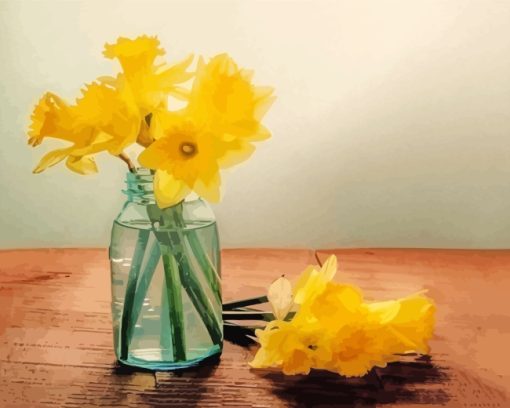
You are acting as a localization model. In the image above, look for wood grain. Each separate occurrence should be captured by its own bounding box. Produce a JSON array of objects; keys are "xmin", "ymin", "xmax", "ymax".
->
[
  {"xmin": 0, "ymin": 248, "xmax": 508, "ymax": 407},
  {"xmin": 316, "ymin": 248, "xmax": 510, "ymax": 407}
]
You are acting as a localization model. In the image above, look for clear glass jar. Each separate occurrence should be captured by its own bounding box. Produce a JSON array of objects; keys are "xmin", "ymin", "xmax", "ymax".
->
[{"xmin": 109, "ymin": 169, "xmax": 222, "ymax": 370}]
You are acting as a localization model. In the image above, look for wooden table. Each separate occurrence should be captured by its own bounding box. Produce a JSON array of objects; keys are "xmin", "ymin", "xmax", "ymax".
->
[{"xmin": 1, "ymin": 248, "xmax": 509, "ymax": 407}]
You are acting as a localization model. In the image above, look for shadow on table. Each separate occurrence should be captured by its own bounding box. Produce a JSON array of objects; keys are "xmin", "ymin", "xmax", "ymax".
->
[
  {"xmin": 80, "ymin": 328, "xmax": 243, "ymax": 408},
  {"xmin": 66, "ymin": 355, "xmax": 220, "ymax": 407},
  {"xmin": 110, "ymin": 354, "xmax": 221, "ymax": 407},
  {"xmin": 258, "ymin": 355, "xmax": 450, "ymax": 408}
]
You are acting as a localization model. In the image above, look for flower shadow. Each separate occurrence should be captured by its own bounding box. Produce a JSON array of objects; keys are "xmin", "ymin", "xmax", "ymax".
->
[
  {"xmin": 224, "ymin": 322, "xmax": 258, "ymax": 347},
  {"xmin": 258, "ymin": 355, "xmax": 450, "ymax": 408}
]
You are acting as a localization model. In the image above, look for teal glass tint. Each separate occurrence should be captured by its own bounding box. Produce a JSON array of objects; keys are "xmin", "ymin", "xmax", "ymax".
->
[{"xmin": 109, "ymin": 169, "xmax": 222, "ymax": 370}]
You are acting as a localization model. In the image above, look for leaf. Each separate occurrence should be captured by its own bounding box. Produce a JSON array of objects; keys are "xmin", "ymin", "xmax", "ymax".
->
[{"xmin": 267, "ymin": 276, "xmax": 294, "ymax": 321}]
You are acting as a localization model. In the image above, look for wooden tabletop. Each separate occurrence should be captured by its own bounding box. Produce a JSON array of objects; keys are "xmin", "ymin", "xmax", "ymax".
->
[{"xmin": 0, "ymin": 248, "xmax": 509, "ymax": 407}]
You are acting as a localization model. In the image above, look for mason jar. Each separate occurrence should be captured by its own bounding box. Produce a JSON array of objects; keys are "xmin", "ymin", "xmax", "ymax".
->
[{"xmin": 109, "ymin": 168, "xmax": 222, "ymax": 370}]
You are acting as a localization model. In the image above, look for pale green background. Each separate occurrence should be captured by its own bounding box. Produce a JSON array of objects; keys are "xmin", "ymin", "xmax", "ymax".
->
[{"xmin": 1, "ymin": 0, "xmax": 510, "ymax": 249}]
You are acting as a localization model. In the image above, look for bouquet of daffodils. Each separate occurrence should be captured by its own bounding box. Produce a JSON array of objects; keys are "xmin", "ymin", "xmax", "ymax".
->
[
  {"xmin": 29, "ymin": 35, "xmax": 274, "ymax": 206},
  {"xmin": 28, "ymin": 35, "xmax": 274, "ymax": 367},
  {"xmin": 225, "ymin": 255, "xmax": 435, "ymax": 377}
]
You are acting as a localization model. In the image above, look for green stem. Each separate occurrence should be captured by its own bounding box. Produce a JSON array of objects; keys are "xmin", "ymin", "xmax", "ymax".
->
[
  {"xmin": 160, "ymin": 274, "xmax": 173, "ymax": 353},
  {"xmin": 222, "ymin": 296, "xmax": 269, "ymax": 310},
  {"xmin": 174, "ymin": 244, "xmax": 223, "ymax": 345},
  {"xmin": 120, "ymin": 229, "xmax": 150, "ymax": 361},
  {"xmin": 161, "ymin": 246, "xmax": 186, "ymax": 361},
  {"xmin": 222, "ymin": 310, "xmax": 276, "ymax": 321},
  {"xmin": 147, "ymin": 203, "xmax": 222, "ymax": 348},
  {"xmin": 126, "ymin": 240, "xmax": 161, "ymax": 349},
  {"xmin": 223, "ymin": 308, "xmax": 296, "ymax": 322},
  {"xmin": 159, "ymin": 228, "xmax": 223, "ymax": 346},
  {"xmin": 185, "ymin": 231, "xmax": 222, "ymax": 305},
  {"xmin": 224, "ymin": 321, "xmax": 264, "ymax": 331}
]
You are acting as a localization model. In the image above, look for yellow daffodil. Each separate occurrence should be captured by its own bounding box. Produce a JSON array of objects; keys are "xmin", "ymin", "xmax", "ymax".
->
[
  {"xmin": 364, "ymin": 293, "xmax": 436, "ymax": 355},
  {"xmin": 293, "ymin": 255, "xmax": 337, "ymax": 306},
  {"xmin": 167, "ymin": 53, "xmax": 275, "ymax": 176},
  {"xmin": 188, "ymin": 53, "xmax": 275, "ymax": 143},
  {"xmin": 103, "ymin": 35, "xmax": 194, "ymax": 117},
  {"xmin": 321, "ymin": 320, "xmax": 397, "ymax": 377},
  {"xmin": 138, "ymin": 53, "xmax": 275, "ymax": 208},
  {"xmin": 28, "ymin": 35, "xmax": 274, "ymax": 207},
  {"xmin": 28, "ymin": 76, "xmax": 140, "ymax": 174},
  {"xmin": 29, "ymin": 92, "xmax": 96, "ymax": 174},
  {"xmin": 138, "ymin": 111, "xmax": 222, "ymax": 207},
  {"xmin": 250, "ymin": 255, "xmax": 436, "ymax": 377},
  {"xmin": 291, "ymin": 256, "xmax": 364, "ymax": 328},
  {"xmin": 250, "ymin": 321, "xmax": 331, "ymax": 375}
]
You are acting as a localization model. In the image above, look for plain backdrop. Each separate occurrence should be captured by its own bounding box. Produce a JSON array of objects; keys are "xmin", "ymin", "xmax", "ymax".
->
[{"xmin": 1, "ymin": 0, "xmax": 510, "ymax": 249}]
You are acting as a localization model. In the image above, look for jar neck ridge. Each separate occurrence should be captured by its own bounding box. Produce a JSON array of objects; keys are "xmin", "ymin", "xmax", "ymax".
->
[{"xmin": 123, "ymin": 168, "xmax": 155, "ymax": 205}]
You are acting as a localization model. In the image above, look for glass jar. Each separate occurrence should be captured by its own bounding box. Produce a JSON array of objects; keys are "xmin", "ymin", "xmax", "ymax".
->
[{"xmin": 109, "ymin": 169, "xmax": 222, "ymax": 370}]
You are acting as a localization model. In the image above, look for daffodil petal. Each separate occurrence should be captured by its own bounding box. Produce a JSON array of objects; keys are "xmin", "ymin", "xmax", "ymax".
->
[
  {"xmin": 189, "ymin": 53, "xmax": 275, "ymax": 142},
  {"xmin": 169, "ymin": 86, "xmax": 191, "ymax": 101},
  {"xmin": 243, "ymin": 124, "xmax": 271, "ymax": 142},
  {"xmin": 138, "ymin": 138, "xmax": 172, "ymax": 170},
  {"xmin": 157, "ymin": 53, "xmax": 195, "ymax": 86},
  {"xmin": 365, "ymin": 300, "xmax": 401, "ymax": 324},
  {"xmin": 65, "ymin": 155, "xmax": 98, "ymax": 175},
  {"xmin": 267, "ymin": 276, "xmax": 294, "ymax": 321},
  {"xmin": 193, "ymin": 171, "xmax": 221, "ymax": 203},
  {"xmin": 249, "ymin": 348, "xmax": 269, "ymax": 368},
  {"xmin": 293, "ymin": 265, "xmax": 321, "ymax": 305},
  {"xmin": 154, "ymin": 170, "xmax": 190, "ymax": 208},
  {"xmin": 217, "ymin": 138, "xmax": 255, "ymax": 169},
  {"xmin": 33, "ymin": 147, "xmax": 74, "ymax": 173},
  {"xmin": 74, "ymin": 78, "xmax": 140, "ymax": 152},
  {"xmin": 71, "ymin": 138, "xmax": 116, "ymax": 157},
  {"xmin": 149, "ymin": 110, "xmax": 185, "ymax": 140},
  {"xmin": 254, "ymin": 92, "xmax": 276, "ymax": 121},
  {"xmin": 320, "ymin": 255, "xmax": 337, "ymax": 281},
  {"xmin": 384, "ymin": 293, "xmax": 436, "ymax": 354}
]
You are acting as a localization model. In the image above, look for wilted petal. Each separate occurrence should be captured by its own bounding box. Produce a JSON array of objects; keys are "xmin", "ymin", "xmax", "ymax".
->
[{"xmin": 267, "ymin": 276, "xmax": 294, "ymax": 321}]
